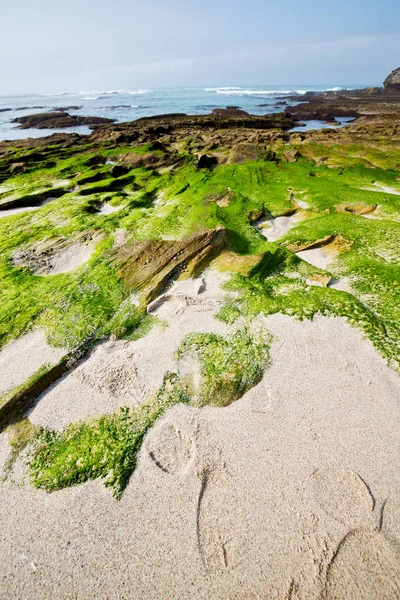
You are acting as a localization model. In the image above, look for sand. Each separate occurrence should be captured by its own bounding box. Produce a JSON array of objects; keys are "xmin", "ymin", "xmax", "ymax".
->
[
  {"xmin": 361, "ymin": 184, "xmax": 400, "ymax": 196},
  {"xmin": 28, "ymin": 270, "xmax": 230, "ymax": 430},
  {"xmin": 0, "ymin": 196, "xmax": 58, "ymax": 220},
  {"xmin": 0, "ymin": 311, "xmax": 399, "ymax": 599},
  {"xmin": 13, "ymin": 231, "xmax": 104, "ymax": 276},
  {"xmin": 0, "ymin": 206, "xmax": 40, "ymax": 219},
  {"xmin": 1, "ymin": 265, "xmax": 399, "ymax": 599},
  {"xmin": 257, "ymin": 212, "xmax": 304, "ymax": 242},
  {"xmin": 98, "ymin": 202, "xmax": 123, "ymax": 215},
  {"xmin": 297, "ymin": 246, "xmax": 336, "ymax": 270},
  {"xmin": 0, "ymin": 330, "xmax": 66, "ymax": 397},
  {"xmin": 328, "ymin": 277, "xmax": 352, "ymax": 292}
]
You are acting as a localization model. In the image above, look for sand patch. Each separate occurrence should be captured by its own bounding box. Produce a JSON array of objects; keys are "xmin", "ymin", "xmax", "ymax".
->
[
  {"xmin": 0, "ymin": 330, "xmax": 66, "ymax": 398},
  {"xmin": 295, "ymin": 198, "xmax": 309, "ymax": 209},
  {"xmin": 29, "ymin": 269, "xmax": 230, "ymax": 429},
  {"xmin": 297, "ymin": 246, "xmax": 336, "ymax": 269},
  {"xmin": 0, "ymin": 196, "xmax": 58, "ymax": 219},
  {"xmin": 257, "ymin": 212, "xmax": 304, "ymax": 242},
  {"xmin": 12, "ymin": 231, "xmax": 104, "ymax": 275},
  {"xmin": 113, "ymin": 228, "xmax": 129, "ymax": 247},
  {"xmin": 98, "ymin": 202, "xmax": 123, "ymax": 215},
  {"xmin": 328, "ymin": 277, "xmax": 352, "ymax": 292},
  {"xmin": 0, "ymin": 205, "xmax": 40, "ymax": 219},
  {"xmin": 0, "ymin": 313, "xmax": 399, "ymax": 598},
  {"xmin": 362, "ymin": 213, "xmax": 380, "ymax": 220},
  {"xmin": 361, "ymin": 183, "xmax": 400, "ymax": 195}
]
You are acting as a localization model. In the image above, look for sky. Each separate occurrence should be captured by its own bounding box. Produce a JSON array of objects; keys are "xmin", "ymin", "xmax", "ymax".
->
[{"xmin": 0, "ymin": 0, "xmax": 399, "ymax": 93}]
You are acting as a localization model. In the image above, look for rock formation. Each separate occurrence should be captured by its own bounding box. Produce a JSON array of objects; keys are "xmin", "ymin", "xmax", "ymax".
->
[{"xmin": 384, "ymin": 67, "xmax": 400, "ymax": 93}]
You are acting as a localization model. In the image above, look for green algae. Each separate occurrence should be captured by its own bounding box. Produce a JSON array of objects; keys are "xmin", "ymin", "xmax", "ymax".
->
[
  {"xmin": 29, "ymin": 372, "xmax": 190, "ymax": 498},
  {"xmin": 0, "ymin": 363, "xmax": 52, "ymax": 408},
  {"xmin": 3, "ymin": 128, "xmax": 396, "ymax": 497},
  {"xmin": 28, "ymin": 325, "xmax": 272, "ymax": 495},
  {"xmin": 0, "ymin": 132, "xmax": 398, "ymax": 364},
  {"xmin": 176, "ymin": 326, "xmax": 272, "ymax": 407}
]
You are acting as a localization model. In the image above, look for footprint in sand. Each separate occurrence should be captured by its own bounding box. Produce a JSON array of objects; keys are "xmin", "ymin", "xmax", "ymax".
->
[
  {"xmin": 195, "ymin": 460, "xmax": 239, "ymax": 574},
  {"xmin": 147, "ymin": 417, "xmax": 239, "ymax": 574},
  {"xmin": 325, "ymin": 529, "xmax": 400, "ymax": 599},
  {"xmin": 310, "ymin": 469, "xmax": 400, "ymax": 599},
  {"xmin": 311, "ymin": 468, "xmax": 375, "ymax": 527},
  {"xmin": 145, "ymin": 419, "xmax": 196, "ymax": 475}
]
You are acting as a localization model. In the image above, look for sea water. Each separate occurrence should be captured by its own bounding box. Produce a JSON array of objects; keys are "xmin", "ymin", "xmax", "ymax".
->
[{"xmin": 0, "ymin": 85, "xmax": 368, "ymax": 141}]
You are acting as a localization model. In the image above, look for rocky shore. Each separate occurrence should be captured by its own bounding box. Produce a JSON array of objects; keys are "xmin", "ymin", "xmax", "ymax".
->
[
  {"xmin": 12, "ymin": 110, "xmax": 115, "ymax": 130},
  {"xmin": 0, "ymin": 69, "xmax": 399, "ymax": 599}
]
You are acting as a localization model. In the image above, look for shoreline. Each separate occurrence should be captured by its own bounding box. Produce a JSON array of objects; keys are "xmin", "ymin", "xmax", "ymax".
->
[
  {"xmin": 1, "ymin": 81, "xmax": 397, "ymax": 143},
  {"xmin": 0, "ymin": 69, "xmax": 399, "ymax": 598}
]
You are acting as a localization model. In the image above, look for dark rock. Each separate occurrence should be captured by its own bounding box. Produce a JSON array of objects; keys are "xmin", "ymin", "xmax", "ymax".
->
[
  {"xmin": 212, "ymin": 107, "xmax": 249, "ymax": 118},
  {"xmin": 228, "ymin": 143, "xmax": 276, "ymax": 165},
  {"xmin": 197, "ymin": 154, "xmax": 218, "ymax": 169},
  {"xmin": 110, "ymin": 164, "xmax": 130, "ymax": 177},
  {"xmin": 14, "ymin": 106, "xmax": 46, "ymax": 111},
  {"xmin": 85, "ymin": 155, "xmax": 106, "ymax": 167},
  {"xmin": 148, "ymin": 140, "xmax": 167, "ymax": 151},
  {"xmin": 77, "ymin": 172, "xmax": 108, "ymax": 185},
  {"xmin": 12, "ymin": 111, "xmax": 115, "ymax": 130},
  {"xmin": 9, "ymin": 162, "xmax": 26, "ymax": 174},
  {"xmin": 53, "ymin": 106, "xmax": 83, "ymax": 111},
  {"xmin": 119, "ymin": 152, "xmax": 172, "ymax": 170}
]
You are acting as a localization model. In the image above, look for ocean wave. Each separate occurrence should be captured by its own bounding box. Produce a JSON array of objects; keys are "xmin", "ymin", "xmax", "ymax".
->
[
  {"xmin": 40, "ymin": 92, "xmax": 80, "ymax": 97},
  {"xmin": 101, "ymin": 105, "xmax": 139, "ymax": 110},
  {"xmin": 127, "ymin": 89, "xmax": 150, "ymax": 95},
  {"xmin": 326, "ymin": 87, "xmax": 345, "ymax": 91},
  {"xmin": 204, "ymin": 87, "xmax": 242, "ymax": 92},
  {"xmin": 82, "ymin": 96, "xmax": 100, "ymax": 100},
  {"xmin": 214, "ymin": 89, "xmax": 310, "ymax": 96}
]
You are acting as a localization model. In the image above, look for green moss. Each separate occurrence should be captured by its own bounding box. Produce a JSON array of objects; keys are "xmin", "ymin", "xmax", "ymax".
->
[
  {"xmin": 0, "ymin": 131, "xmax": 398, "ymax": 372},
  {"xmin": 176, "ymin": 326, "xmax": 272, "ymax": 407},
  {"xmin": 29, "ymin": 372, "xmax": 189, "ymax": 498},
  {"xmin": 218, "ymin": 245, "xmax": 399, "ymax": 369},
  {"xmin": 0, "ymin": 363, "xmax": 53, "ymax": 408}
]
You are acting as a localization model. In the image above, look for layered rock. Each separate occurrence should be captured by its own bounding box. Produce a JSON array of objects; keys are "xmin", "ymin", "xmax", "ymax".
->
[
  {"xmin": 384, "ymin": 67, "xmax": 400, "ymax": 93},
  {"xmin": 111, "ymin": 227, "xmax": 225, "ymax": 304}
]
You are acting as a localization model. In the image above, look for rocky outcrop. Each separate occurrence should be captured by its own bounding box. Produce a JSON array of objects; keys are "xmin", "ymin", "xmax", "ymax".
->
[
  {"xmin": 12, "ymin": 111, "xmax": 115, "ymax": 130},
  {"xmin": 384, "ymin": 67, "xmax": 400, "ymax": 93},
  {"xmin": 118, "ymin": 151, "xmax": 175, "ymax": 170},
  {"xmin": 197, "ymin": 154, "xmax": 219, "ymax": 169},
  {"xmin": 228, "ymin": 143, "xmax": 276, "ymax": 164},
  {"xmin": 112, "ymin": 227, "xmax": 225, "ymax": 304},
  {"xmin": 282, "ymin": 149, "xmax": 299, "ymax": 163}
]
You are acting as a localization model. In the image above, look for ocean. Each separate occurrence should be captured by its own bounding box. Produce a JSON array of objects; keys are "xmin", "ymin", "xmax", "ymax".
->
[{"xmin": 0, "ymin": 85, "xmax": 363, "ymax": 142}]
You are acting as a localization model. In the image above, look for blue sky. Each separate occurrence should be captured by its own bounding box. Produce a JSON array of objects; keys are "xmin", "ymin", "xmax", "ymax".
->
[{"xmin": 0, "ymin": 0, "xmax": 399, "ymax": 92}]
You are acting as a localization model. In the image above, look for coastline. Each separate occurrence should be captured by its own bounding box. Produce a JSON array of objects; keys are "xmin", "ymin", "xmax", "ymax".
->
[{"xmin": 0, "ymin": 72, "xmax": 399, "ymax": 598}]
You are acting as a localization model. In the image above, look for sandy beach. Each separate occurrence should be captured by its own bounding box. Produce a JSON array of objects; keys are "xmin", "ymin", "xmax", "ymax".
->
[
  {"xmin": 1, "ymin": 293, "xmax": 399, "ymax": 598},
  {"xmin": 0, "ymin": 62, "xmax": 399, "ymax": 598}
]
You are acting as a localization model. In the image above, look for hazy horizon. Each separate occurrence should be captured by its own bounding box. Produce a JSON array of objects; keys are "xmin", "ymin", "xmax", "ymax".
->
[{"xmin": 1, "ymin": 0, "xmax": 399, "ymax": 94}]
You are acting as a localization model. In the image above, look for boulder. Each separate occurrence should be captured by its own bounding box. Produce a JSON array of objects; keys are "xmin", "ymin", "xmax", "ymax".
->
[
  {"xmin": 118, "ymin": 152, "xmax": 171, "ymax": 170},
  {"xmin": 384, "ymin": 67, "xmax": 400, "ymax": 93},
  {"xmin": 111, "ymin": 227, "xmax": 225, "ymax": 303},
  {"xmin": 282, "ymin": 149, "xmax": 299, "ymax": 163},
  {"xmin": 197, "ymin": 154, "xmax": 218, "ymax": 169},
  {"xmin": 12, "ymin": 111, "xmax": 115, "ymax": 130},
  {"xmin": 110, "ymin": 164, "xmax": 130, "ymax": 178},
  {"xmin": 228, "ymin": 143, "xmax": 276, "ymax": 164},
  {"xmin": 85, "ymin": 155, "xmax": 106, "ymax": 167}
]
